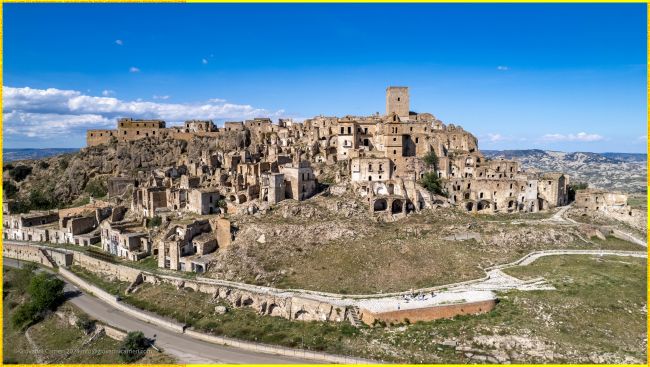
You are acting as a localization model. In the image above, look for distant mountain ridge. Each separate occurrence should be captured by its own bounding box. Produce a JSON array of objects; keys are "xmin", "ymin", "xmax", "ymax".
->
[
  {"xmin": 3, "ymin": 148, "xmax": 80, "ymax": 162},
  {"xmin": 483, "ymin": 149, "xmax": 647, "ymax": 193}
]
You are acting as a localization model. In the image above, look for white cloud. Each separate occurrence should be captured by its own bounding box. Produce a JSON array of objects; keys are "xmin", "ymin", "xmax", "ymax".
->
[
  {"xmin": 129, "ymin": 66, "xmax": 140, "ymax": 73},
  {"xmin": 153, "ymin": 95, "xmax": 170, "ymax": 100},
  {"xmin": 637, "ymin": 134, "xmax": 647, "ymax": 141},
  {"xmin": 541, "ymin": 132, "xmax": 604, "ymax": 142},
  {"xmin": 202, "ymin": 58, "xmax": 208, "ymax": 65},
  {"xmin": 101, "ymin": 89, "xmax": 115, "ymax": 96},
  {"xmin": 208, "ymin": 98, "xmax": 226, "ymax": 103},
  {"xmin": 115, "ymin": 39, "xmax": 123, "ymax": 46},
  {"xmin": 3, "ymin": 111, "xmax": 113, "ymax": 138},
  {"xmin": 497, "ymin": 65, "xmax": 509, "ymax": 71},
  {"xmin": 2, "ymin": 85, "xmax": 285, "ymax": 139},
  {"xmin": 486, "ymin": 133, "xmax": 505, "ymax": 142}
]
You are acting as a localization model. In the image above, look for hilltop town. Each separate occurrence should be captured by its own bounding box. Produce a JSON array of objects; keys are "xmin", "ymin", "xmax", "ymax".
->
[{"xmin": 3, "ymin": 87, "xmax": 646, "ymax": 364}]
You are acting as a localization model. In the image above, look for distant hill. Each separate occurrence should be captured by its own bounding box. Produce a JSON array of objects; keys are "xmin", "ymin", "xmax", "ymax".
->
[
  {"xmin": 3, "ymin": 148, "xmax": 80, "ymax": 162},
  {"xmin": 482, "ymin": 150, "xmax": 647, "ymax": 194}
]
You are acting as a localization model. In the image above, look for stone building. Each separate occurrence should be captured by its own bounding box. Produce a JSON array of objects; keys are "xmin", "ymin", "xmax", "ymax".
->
[{"xmin": 575, "ymin": 189, "xmax": 631, "ymax": 215}]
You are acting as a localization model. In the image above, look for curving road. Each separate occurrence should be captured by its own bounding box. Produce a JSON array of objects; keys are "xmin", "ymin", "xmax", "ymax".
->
[{"xmin": 3, "ymin": 258, "xmax": 320, "ymax": 364}]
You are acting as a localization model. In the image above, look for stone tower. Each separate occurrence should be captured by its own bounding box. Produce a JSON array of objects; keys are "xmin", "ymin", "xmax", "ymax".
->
[{"xmin": 386, "ymin": 86, "xmax": 409, "ymax": 118}]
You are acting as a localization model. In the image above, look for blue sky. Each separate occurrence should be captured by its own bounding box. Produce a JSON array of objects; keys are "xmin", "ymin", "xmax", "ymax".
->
[{"xmin": 3, "ymin": 3, "xmax": 647, "ymax": 152}]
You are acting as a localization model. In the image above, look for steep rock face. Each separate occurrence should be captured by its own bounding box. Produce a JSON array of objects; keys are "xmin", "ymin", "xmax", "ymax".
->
[{"xmin": 3, "ymin": 137, "xmax": 197, "ymax": 208}]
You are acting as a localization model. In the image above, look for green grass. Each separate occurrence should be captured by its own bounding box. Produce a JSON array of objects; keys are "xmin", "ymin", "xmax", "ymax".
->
[
  {"xmin": 3, "ymin": 267, "xmax": 38, "ymax": 364},
  {"xmin": 627, "ymin": 194, "xmax": 647, "ymax": 210},
  {"xmin": 117, "ymin": 254, "xmax": 647, "ymax": 363},
  {"xmin": 69, "ymin": 265, "xmax": 130, "ymax": 295}
]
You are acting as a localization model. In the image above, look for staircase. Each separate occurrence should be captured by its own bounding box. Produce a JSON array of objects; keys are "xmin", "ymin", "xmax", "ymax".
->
[
  {"xmin": 40, "ymin": 249, "xmax": 58, "ymax": 268},
  {"xmin": 347, "ymin": 307, "xmax": 362, "ymax": 327}
]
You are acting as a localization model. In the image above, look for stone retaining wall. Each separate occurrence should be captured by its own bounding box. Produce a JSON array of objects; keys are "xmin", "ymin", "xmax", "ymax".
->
[{"xmin": 359, "ymin": 299, "xmax": 497, "ymax": 325}]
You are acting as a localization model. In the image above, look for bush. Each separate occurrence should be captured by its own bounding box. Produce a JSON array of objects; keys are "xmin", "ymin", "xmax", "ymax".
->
[
  {"xmin": 9, "ymin": 165, "xmax": 32, "ymax": 182},
  {"xmin": 76, "ymin": 313, "xmax": 95, "ymax": 334},
  {"xmin": 423, "ymin": 150, "xmax": 439, "ymax": 169},
  {"xmin": 29, "ymin": 189, "xmax": 56, "ymax": 210},
  {"xmin": 3, "ymin": 180, "xmax": 19, "ymax": 199},
  {"xmin": 420, "ymin": 171, "xmax": 446, "ymax": 196},
  {"xmin": 12, "ymin": 302, "xmax": 42, "ymax": 330},
  {"xmin": 84, "ymin": 178, "xmax": 107, "ymax": 198},
  {"xmin": 146, "ymin": 216, "xmax": 162, "ymax": 228},
  {"xmin": 28, "ymin": 272, "xmax": 65, "ymax": 311},
  {"xmin": 38, "ymin": 161, "xmax": 50, "ymax": 169},
  {"xmin": 59, "ymin": 158, "xmax": 69, "ymax": 170},
  {"xmin": 119, "ymin": 331, "xmax": 149, "ymax": 363}
]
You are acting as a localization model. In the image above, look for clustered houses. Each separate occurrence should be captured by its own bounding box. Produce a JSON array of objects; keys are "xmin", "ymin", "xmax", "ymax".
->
[
  {"xmin": 4, "ymin": 86, "xmax": 578, "ymax": 275},
  {"xmin": 3, "ymin": 200, "xmax": 113, "ymax": 246},
  {"xmin": 87, "ymin": 86, "xmax": 569, "ymax": 219}
]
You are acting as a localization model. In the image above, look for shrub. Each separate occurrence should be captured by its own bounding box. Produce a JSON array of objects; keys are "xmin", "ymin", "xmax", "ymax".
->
[
  {"xmin": 59, "ymin": 158, "xmax": 69, "ymax": 170},
  {"xmin": 420, "ymin": 171, "xmax": 446, "ymax": 196},
  {"xmin": 76, "ymin": 313, "xmax": 95, "ymax": 333},
  {"xmin": 29, "ymin": 189, "xmax": 55, "ymax": 210},
  {"xmin": 28, "ymin": 272, "xmax": 65, "ymax": 312},
  {"xmin": 119, "ymin": 331, "xmax": 149, "ymax": 363},
  {"xmin": 147, "ymin": 216, "xmax": 162, "ymax": 228},
  {"xmin": 3, "ymin": 180, "xmax": 19, "ymax": 199},
  {"xmin": 38, "ymin": 161, "xmax": 50, "ymax": 169},
  {"xmin": 423, "ymin": 150, "xmax": 439, "ymax": 169},
  {"xmin": 85, "ymin": 178, "xmax": 108, "ymax": 198},
  {"xmin": 9, "ymin": 165, "xmax": 32, "ymax": 182},
  {"xmin": 12, "ymin": 302, "xmax": 42, "ymax": 330}
]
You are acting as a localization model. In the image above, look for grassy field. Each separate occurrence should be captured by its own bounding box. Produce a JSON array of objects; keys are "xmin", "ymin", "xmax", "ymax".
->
[
  {"xmin": 627, "ymin": 194, "xmax": 647, "ymax": 210},
  {"xmin": 3, "ymin": 266, "xmax": 39, "ymax": 364},
  {"xmin": 264, "ymin": 215, "xmax": 641, "ymax": 294},
  {"xmin": 119, "ymin": 254, "xmax": 647, "ymax": 363}
]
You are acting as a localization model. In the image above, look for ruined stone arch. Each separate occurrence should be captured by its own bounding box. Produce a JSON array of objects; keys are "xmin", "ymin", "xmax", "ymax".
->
[
  {"xmin": 391, "ymin": 199, "xmax": 404, "ymax": 214},
  {"xmin": 465, "ymin": 201, "xmax": 474, "ymax": 212},
  {"xmin": 242, "ymin": 297, "xmax": 254, "ymax": 307},
  {"xmin": 477, "ymin": 200, "xmax": 491, "ymax": 211},
  {"xmin": 268, "ymin": 303, "xmax": 282, "ymax": 317},
  {"xmin": 405, "ymin": 200, "xmax": 416, "ymax": 213},
  {"xmin": 294, "ymin": 309, "xmax": 310, "ymax": 320},
  {"xmin": 373, "ymin": 198, "xmax": 388, "ymax": 212}
]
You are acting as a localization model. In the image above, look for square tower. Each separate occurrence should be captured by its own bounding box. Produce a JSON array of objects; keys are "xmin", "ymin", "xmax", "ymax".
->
[{"xmin": 386, "ymin": 86, "xmax": 409, "ymax": 118}]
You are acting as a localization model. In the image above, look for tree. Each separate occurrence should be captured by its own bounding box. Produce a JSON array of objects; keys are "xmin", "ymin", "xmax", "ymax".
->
[
  {"xmin": 421, "ymin": 171, "xmax": 446, "ymax": 196},
  {"xmin": 3, "ymin": 180, "xmax": 19, "ymax": 199},
  {"xmin": 146, "ymin": 216, "xmax": 162, "ymax": 228},
  {"xmin": 84, "ymin": 178, "xmax": 108, "ymax": 198},
  {"xmin": 119, "ymin": 331, "xmax": 149, "ymax": 363},
  {"xmin": 28, "ymin": 273, "xmax": 65, "ymax": 311},
  {"xmin": 9, "ymin": 165, "xmax": 32, "ymax": 182},
  {"xmin": 11, "ymin": 272, "xmax": 64, "ymax": 330},
  {"xmin": 423, "ymin": 150, "xmax": 439, "ymax": 169},
  {"xmin": 420, "ymin": 150, "xmax": 446, "ymax": 196}
]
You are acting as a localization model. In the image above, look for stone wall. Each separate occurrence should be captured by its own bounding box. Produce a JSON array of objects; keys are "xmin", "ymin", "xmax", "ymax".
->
[
  {"xmin": 74, "ymin": 252, "xmax": 142, "ymax": 282},
  {"xmin": 359, "ymin": 299, "xmax": 496, "ymax": 325}
]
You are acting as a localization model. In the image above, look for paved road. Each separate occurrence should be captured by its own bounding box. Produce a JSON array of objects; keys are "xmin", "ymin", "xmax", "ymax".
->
[{"xmin": 3, "ymin": 258, "xmax": 319, "ymax": 364}]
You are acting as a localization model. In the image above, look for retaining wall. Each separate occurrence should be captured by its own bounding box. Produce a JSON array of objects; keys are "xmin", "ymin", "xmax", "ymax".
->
[{"xmin": 359, "ymin": 299, "xmax": 497, "ymax": 325}]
